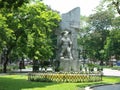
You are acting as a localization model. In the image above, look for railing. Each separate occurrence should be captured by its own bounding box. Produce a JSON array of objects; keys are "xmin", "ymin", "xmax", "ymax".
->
[{"xmin": 28, "ymin": 72, "xmax": 102, "ymax": 83}]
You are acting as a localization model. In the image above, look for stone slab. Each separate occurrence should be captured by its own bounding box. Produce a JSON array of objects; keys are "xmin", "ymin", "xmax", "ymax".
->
[{"xmin": 59, "ymin": 59, "xmax": 81, "ymax": 72}]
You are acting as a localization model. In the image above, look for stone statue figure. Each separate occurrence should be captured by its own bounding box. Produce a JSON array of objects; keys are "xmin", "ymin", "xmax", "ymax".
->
[{"xmin": 59, "ymin": 31, "xmax": 73, "ymax": 59}]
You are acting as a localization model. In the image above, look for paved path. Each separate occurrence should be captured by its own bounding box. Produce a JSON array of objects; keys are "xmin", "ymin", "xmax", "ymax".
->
[
  {"xmin": 103, "ymin": 68, "xmax": 120, "ymax": 76},
  {"xmin": 1, "ymin": 68, "xmax": 120, "ymax": 77},
  {"xmin": 12, "ymin": 67, "xmax": 53, "ymax": 73},
  {"xmin": 85, "ymin": 84, "xmax": 120, "ymax": 90},
  {"xmin": 23, "ymin": 68, "xmax": 120, "ymax": 77},
  {"xmin": 14, "ymin": 68, "xmax": 120, "ymax": 76}
]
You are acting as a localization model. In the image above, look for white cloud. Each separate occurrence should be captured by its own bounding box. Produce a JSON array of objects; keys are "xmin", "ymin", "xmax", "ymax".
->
[{"xmin": 43, "ymin": 0, "xmax": 100, "ymax": 16}]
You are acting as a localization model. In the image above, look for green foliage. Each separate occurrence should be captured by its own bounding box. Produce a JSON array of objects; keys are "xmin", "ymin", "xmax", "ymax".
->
[
  {"xmin": 17, "ymin": 2, "xmax": 61, "ymax": 60},
  {"xmin": 100, "ymin": 0, "xmax": 120, "ymax": 15},
  {"xmin": 0, "ymin": 1, "xmax": 61, "ymax": 66},
  {"xmin": 0, "ymin": 0, "xmax": 30, "ymax": 9},
  {"xmin": 89, "ymin": 10, "xmax": 114, "ymax": 30},
  {"xmin": 112, "ymin": 16, "xmax": 120, "ymax": 29},
  {"xmin": 78, "ymin": 9, "xmax": 120, "ymax": 63},
  {"xmin": 104, "ymin": 29, "xmax": 120, "ymax": 59},
  {"xmin": 95, "ymin": 0, "xmax": 120, "ymax": 15}
]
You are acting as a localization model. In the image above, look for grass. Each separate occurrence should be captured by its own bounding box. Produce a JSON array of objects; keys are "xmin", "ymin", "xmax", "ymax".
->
[{"xmin": 0, "ymin": 74, "xmax": 120, "ymax": 90}]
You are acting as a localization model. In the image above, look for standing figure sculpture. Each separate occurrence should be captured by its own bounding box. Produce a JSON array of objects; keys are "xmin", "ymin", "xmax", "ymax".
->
[{"xmin": 59, "ymin": 31, "xmax": 73, "ymax": 59}]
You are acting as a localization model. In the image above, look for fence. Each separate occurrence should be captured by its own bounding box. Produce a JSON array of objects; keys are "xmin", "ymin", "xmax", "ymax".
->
[{"xmin": 28, "ymin": 72, "xmax": 102, "ymax": 83}]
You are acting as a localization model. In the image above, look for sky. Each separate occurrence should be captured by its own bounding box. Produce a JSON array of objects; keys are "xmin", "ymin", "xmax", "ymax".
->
[{"xmin": 43, "ymin": 0, "xmax": 101, "ymax": 16}]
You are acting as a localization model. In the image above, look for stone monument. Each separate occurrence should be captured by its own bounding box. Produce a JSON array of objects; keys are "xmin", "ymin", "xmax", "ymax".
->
[{"xmin": 56, "ymin": 7, "xmax": 80, "ymax": 72}]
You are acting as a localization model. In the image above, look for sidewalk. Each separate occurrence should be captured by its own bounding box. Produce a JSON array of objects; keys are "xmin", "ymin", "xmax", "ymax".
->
[
  {"xmin": 1, "ymin": 68, "xmax": 120, "ymax": 76},
  {"xmin": 12, "ymin": 67, "xmax": 53, "ymax": 73},
  {"xmin": 103, "ymin": 68, "xmax": 120, "ymax": 76},
  {"xmin": 18, "ymin": 68, "xmax": 120, "ymax": 76}
]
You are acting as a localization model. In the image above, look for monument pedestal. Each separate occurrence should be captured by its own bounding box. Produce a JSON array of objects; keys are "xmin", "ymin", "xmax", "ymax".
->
[{"xmin": 59, "ymin": 58, "xmax": 80, "ymax": 72}]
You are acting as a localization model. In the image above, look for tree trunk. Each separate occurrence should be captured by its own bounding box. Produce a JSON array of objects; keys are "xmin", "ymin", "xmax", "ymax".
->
[
  {"xmin": 3, "ymin": 62, "xmax": 7, "ymax": 73},
  {"xmin": 2, "ymin": 44, "xmax": 14, "ymax": 73},
  {"xmin": 3, "ymin": 56, "xmax": 8, "ymax": 73}
]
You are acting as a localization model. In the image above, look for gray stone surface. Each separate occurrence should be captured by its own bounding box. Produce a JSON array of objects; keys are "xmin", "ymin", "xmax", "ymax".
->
[
  {"xmin": 94, "ymin": 84, "xmax": 120, "ymax": 90},
  {"xmin": 60, "ymin": 7, "xmax": 80, "ymax": 60},
  {"xmin": 57, "ymin": 7, "xmax": 80, "ymax": 60},
  {"xmin": 85, "ymin": 84, "xmax": 120, "ymax": 90},
  {"xmin": 70, "ymin": 60, "xmax": 80, "ymax": 72},
  {"xmin": 59, "ymin": 58, "xmax": 72, "ymax": 72},
  {"xmin": 60, "ymin": 7, "xmax": 80, "ymax": 30},
  {"xmin": 59, "ymin": 59, "xmax": 80, "ymax": 72}
]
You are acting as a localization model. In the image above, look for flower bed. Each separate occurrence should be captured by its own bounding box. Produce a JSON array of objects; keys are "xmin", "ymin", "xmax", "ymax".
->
[{"xmin": 28, "ymin": 72, "xmax": 102, "ymax": 83}]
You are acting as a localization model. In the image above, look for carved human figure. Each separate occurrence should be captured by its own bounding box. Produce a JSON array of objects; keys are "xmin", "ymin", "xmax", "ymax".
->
[{"xmin": 59, "ymin": 31, "xmax": 73, "ymax": 59}]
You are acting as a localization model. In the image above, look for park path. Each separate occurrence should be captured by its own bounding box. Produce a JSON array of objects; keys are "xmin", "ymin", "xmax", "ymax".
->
[
  {"xmin": 0, "ymin": 68, "xmax": 120, "ymax": 77},
  {"xmin": 103, "ymin": 68, "xmax": 120, "ymax": 76},
  {"xmin": 14, "ymin": 68, "xmax": 120, "ymax": 76}
]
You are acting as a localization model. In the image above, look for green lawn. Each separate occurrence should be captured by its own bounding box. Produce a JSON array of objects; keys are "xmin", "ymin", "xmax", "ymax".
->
[{"xmin": 0, "ymin": 74, "xmax": 120, "ymax": 90}]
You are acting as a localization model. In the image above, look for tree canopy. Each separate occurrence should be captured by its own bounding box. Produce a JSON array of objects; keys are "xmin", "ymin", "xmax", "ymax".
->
[
  {"xmin": 0, "ymin": 1, "xmax": 61, "ymax": 72},
  {"xmin": 78, "ymin": 6, "xmax": 120, "ymax": 65},
  {"xmin": 0, "ymin": 0, "xmax": 30, "ymax": 9}
]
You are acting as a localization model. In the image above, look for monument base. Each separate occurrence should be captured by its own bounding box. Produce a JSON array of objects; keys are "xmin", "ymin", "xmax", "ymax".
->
[{"xmin": 59, "ymin": 58, "xmax": 80, "ymax": 72}]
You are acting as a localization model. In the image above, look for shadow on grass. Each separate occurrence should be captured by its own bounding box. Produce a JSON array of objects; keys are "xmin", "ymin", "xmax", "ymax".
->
[
  {"xmin": 76, "ymin": 76, "xmax": 120, "ymax": 89},
  {"xmin": 76, "ymin": 82, "xmax": 107, "ymax": 88},
  {"xmin": 0, "ymin": 75, "xmax": 59, "ymax": 90}
]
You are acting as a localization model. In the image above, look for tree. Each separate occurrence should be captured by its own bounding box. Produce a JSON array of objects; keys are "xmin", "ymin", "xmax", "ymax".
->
[
  {"xmin": 98, "ymin": 0, "xmax": 120, "ymax": 15},
  {"xmin": 0, "ymin": 0, "xmax": 30, "ymax": 9},
  {"xmin": 78, "ymin": 1, "xmax": 120, "ymax": 66},
  {"xmin": 112, "ymin": 0, "xmax": 120, "ymax": 14},
  {"xmin": 0, "ymin": 1, "xmax": 61, "ymax": 73},
  {"xmin": 78, "ymin": 16, "xmax": 90, "ymax": 56},
  {"xmin": 112, "ymin": 16, "xmax": 120, "ymax": 29},
  {"xmin": 89, "ymin": 11, "xmax": 114, "ymax": 31},
  {"xmin": 78, "ymin": 10, "xmax": 114, "ymax": 65},
  {"xmin": 103, "ymin": 15, "xmax": 120, "ymax": 61}
]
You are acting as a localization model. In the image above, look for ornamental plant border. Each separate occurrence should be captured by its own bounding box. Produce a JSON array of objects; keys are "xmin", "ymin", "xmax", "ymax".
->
[{"xmin": 28, "ymin": 72, "xmax": 102, "ymax": 83}]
